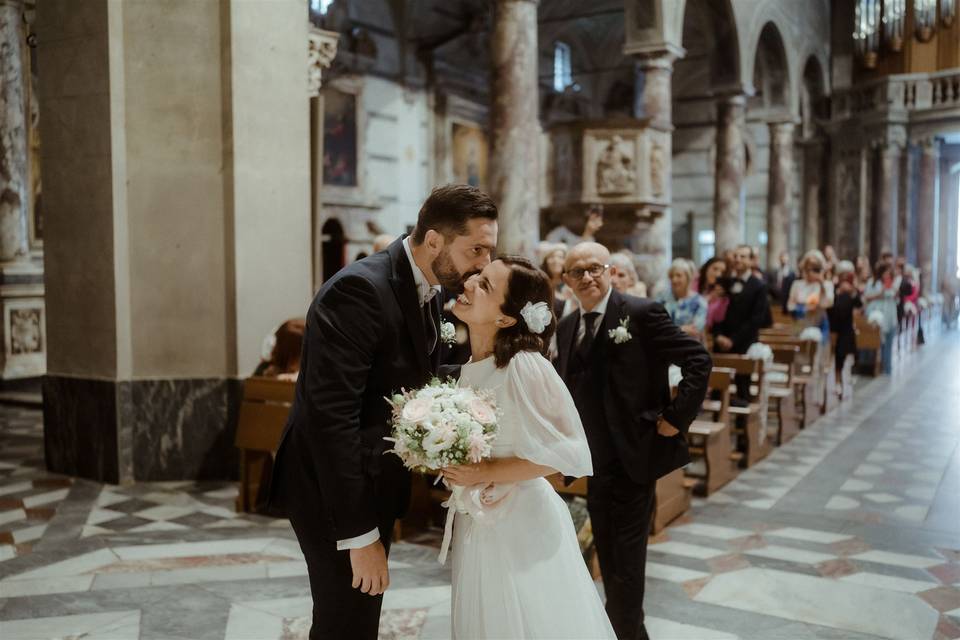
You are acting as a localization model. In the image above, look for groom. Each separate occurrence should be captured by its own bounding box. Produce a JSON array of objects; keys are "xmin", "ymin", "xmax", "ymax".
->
[
  {"xmin": 271, "ymin": 185, "xmax": 498, "ymax": 639},
  {"xmin": 556, "ymin": 243, "xmax": 711, "ymax": 640}
]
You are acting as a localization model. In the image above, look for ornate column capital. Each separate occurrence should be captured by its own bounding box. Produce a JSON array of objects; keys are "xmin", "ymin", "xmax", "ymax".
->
[{"xmin": 308, "ymin": 27, "xmax": 339, "ymax": 96}]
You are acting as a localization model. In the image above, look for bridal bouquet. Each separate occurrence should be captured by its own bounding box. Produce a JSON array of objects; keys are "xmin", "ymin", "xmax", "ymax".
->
[
  {"xmin": 384, "ymin": 379, "xmax": 499, "ymax": 472},
  {"xmin": 385, "ymin": 379, "xmax": 500, "ymax": 564}
]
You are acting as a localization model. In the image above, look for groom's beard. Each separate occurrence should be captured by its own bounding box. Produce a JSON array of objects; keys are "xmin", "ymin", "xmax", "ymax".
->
[{"xmin": 432, "ymin": 249, "xmax": 474, "ymax": 294}]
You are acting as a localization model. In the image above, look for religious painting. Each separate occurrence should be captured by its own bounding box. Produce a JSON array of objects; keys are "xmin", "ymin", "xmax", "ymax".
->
[
  {"xmin": 322, "ymin": 88, "xmax": 358, "ymax": 187},
  {"xmin": 451, "ymin": 122, "xmax": 488, "ymax": 190}
]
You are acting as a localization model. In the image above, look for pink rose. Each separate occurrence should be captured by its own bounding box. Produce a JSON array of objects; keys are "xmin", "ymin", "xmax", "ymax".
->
[
  {"xmin": 401, "ymin": 397, "xmax": 431, "ymax": 423},
  {"xmin": 468, "ymin": 398, "xmax": 495, "ymax": 424}
]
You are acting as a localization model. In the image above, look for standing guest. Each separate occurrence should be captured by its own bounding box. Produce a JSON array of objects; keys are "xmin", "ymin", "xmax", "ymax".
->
[
  {"xmin": 254, "ymin": 319, "xmax": 306, "ymax": 380},
  {"xmin": 787, "ymin": 250, "xmax": 835, "ymax": 332},
  {"xmin": 546, "ymin": 203, "xmax": 605, "ymax": 246},
  {"xmin": 555, "ymin": 242, "xmax": 711, "ymax": 640},
  {"xmin": 823, "ymin": 244, "xmax": 837, "ymax": 276},
  {"xmin": 749, "ymin": 246, "xmax": 765, "ymax": 280},
  {"xmin": 829, "ymin": 261, "xmax": 862, "ymax": 395},
  {"xmin": 855, "ymin": 256, "xmax": 872, "ymax": 292},
  {"xmin": 372, "ymin": 234, "xmax": 395, "ymax": 253},
  {"xmin": 712, "ymin": 245, "xmax": 771, "ymax": 400},
  {"xmin": 540, "ymin": 243, "xmax": 575, "ymax": 319},
  {"xmin": 610, "ymin": 252, "xmax": 648, "ymax": 298},
  {"xmin": 864, "ymin": 261, "xmax": 899, "ymax": 374},
  {"xmin": 699, "ymin": 257, "xmax": 729, "ymax": 333},
  {"xmin": 767, "ymin": 250, "xmax": 797, "ymax": 313},
  {"xmin": 657, "ymin": 258, "xmax": 707, "ymax": 338}
]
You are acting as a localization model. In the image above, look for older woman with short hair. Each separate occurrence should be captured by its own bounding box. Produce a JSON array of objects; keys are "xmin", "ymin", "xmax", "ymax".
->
[
  {"xmin": 787, "ymin": 249, "xmax": 835, "ymax": 330},
  {"xmin": 609, "ymin": 252, "xmax": 648, "ymax": 298},
  {"xmin": 657, "ymin": 258, "xmax": 708, "ymax": 338}
]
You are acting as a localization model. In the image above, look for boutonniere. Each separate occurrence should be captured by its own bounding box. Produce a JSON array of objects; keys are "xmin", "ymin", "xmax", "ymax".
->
[
  {"xmin": 608, "ymin": 317, "xmax": 632, "ymax": 344},
  {"xmin": 731, "ymin": 280, "xmax": 744, "ymax": 295},
  {"xmin": 440, "ymin": 321, "xmax": 457, "ymax": 345}
]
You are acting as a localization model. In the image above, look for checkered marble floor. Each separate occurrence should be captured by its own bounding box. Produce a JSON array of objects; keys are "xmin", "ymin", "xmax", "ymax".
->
[{"xmin": 1, "ymin": 333, "xmax": 959, "ymax": 639}]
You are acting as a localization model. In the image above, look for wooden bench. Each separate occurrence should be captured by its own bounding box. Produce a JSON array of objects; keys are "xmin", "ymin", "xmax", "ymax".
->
[
  {"xmin": 687, "ymin": 367, "xmax": 739, "ymax": 495},
  {"xmin": 710, "ymin": 355, "xmax": 772, "ymax": 467},
  {"xmin": 854, "ymin": 315, "xmax": 883, "ymax": 376},
  {"xmin": 234, "ymin": 377, "xmax": 295, "ymax": 512},
  {"xmin": 760, "ymin": 335, "xmax": 821, "ymax": 427},
  {"xmin": 768, "ymin": 345, "xmax": 800, "ymax": 445}
]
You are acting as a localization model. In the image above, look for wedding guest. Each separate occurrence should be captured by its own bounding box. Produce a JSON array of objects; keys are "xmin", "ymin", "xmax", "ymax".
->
[
  {"xmin": 698, "ymin": 257, "xmax": 729, "ymax": 333},
  {"xmin": 540, "ymin": 243, "xmax": 576, "ymax": 318},
  {"xmin": 658, "ymin": 258, "xmax": 707, "ymax": 338},
  {"xmin": 545, "ymin": 203, "xmax": 604, "ymax": 246},
  {"xmin": 855, "ymin": 255, "xmax": 872, "ymax": 292},
  {"xmin": 829, "ymin": 262, "xmax": 862, "ymax": 394},
  {"xmin": 712, "ymin": 245, "xmax": 771, "ymax": 400},
  {"xmin": 372, "ymin": 234, "xmax": 395, "ymax": 253},
  {"xmin": 864, "ymin": 261, "xmax": 898, "ymax": 374},
  {"xmin": 767, "ymin": 250, "xmax": 796, "ymax": 313},
  {"xmin": 749, "ymin": 246, "xmax": 765, "ymax": 280},
  {"xmin": 787, "ymin": 250, "xmax": 834, "ymax": 332},
  {"xmin": 254, "ymin": 318, "xmax": 306, "ymax": 381},
  {"xmin": 610, "ymin": 252, "xmax": 648, "ymax": 298}
]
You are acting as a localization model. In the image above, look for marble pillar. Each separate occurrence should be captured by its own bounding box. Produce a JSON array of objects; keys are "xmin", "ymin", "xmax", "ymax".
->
[
  {"xmin": 873, "ymin": 142, "xmax": 901, "ymax": 261},
  {"xmin": 0, "ymin": 0, "xmax": 30, "ymax": 264},
  {"xmin": 714, "ymin": 94, "xmax": 747, "ymax": 253},
  {"xmin": 766, "ymin": 121, "xmax": 794, "ymax": 270},
  {"xmin": 916, "ymin": 138, "xmax": 940, "ymax": 295},
  {"xmin": 489, "ymin": 0, "xmax": 539, "ymax": 258},
  {"xmin": 633, "ymin": 51, "xmax": 675, "ymax": 284},
  {"xmin": 801, "ymin": 138, "xmax": 825, "ymax": 252}
]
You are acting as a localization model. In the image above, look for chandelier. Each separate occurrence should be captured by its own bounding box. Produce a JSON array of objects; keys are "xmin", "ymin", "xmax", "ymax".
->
[
  {"xmin": 855, "ymin": 0, "xmax": 881, "ymax": 67},
  {"xmin": 943, "ymin": 0, "xmax": 957, "ymax": 27},
  {"xmin": 884, "ymin": 0, "xmax": 906, "ymax": 50},
  {"xmin": 914, "ymin": 0, "xmax": 937, "ymax": 41}
]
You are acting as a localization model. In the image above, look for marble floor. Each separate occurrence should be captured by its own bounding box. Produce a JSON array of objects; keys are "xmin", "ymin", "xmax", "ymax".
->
[{"xmin": 1, "ymin": 333, "xmax": 959, "ymax": 640}]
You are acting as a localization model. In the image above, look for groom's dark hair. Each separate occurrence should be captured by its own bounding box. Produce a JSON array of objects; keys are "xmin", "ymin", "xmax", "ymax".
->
[{"xmin": 412, "ymin": 184, "xmax": 498, "ymax": 245}]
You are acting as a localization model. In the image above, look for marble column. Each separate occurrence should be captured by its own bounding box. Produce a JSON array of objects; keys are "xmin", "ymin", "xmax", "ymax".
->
[
  {"xmin": 766, "ymin": 121, "xmax": 794, "ymax": 270},
  {"xmin": 489, "ymin": 0, "xmax": 539, "ymax": 258},
  {"xmin": 632, "ymin": 50, "xmax": 676, "ymax": 284},
  {"xmin": 801, "ymin": 138, "xmax": 825, "ymax": 251},
  {"xmin": 714, "ymin": 94, "xmax": 747, "ymax": 253},
  {"xmin": 0, "ymin": 0, "xmax": 30, "ymax": 263},
  {"xmin": 873, "ymin": 142, "xmax": 901, "ymax": 261},
  {"xmin": 916, "ymin": 138, "xmax": 940, "ymax": 295}
]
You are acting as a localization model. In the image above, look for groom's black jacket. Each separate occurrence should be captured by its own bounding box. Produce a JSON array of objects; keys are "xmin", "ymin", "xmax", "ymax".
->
[
  {"xmin": 555, "ymin": 290, "xmax": 711, "ymax": 484},
  {"xmin": 271, "ymin": 237, "xmax": 440, "ymax": 541}
]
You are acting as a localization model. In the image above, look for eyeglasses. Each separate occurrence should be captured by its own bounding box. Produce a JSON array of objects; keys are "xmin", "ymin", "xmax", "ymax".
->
[{"xmin": 564, "ymin": 263, "xmax": 609, "ymax": 280}]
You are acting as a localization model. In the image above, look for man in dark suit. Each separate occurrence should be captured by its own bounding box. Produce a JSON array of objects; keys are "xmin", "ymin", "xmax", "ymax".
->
[
  {"xmin": 271, "ymin": 185, "xmax": 498, "ymax": 639},
  {"xmin": 714, "ymin": 244, "xmax": 772, "ymax": 399},
  {"xmin": 555, "ymin": 242, "xmax": 711, "ymax": 640},
  {"xmin": 766, "ymin": 250, "xmax": 797, "ymax": 314}
]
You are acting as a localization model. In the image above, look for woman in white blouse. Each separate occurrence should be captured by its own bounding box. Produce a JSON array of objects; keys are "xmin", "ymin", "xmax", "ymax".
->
[{"xmin": 787, "ymin": 250, "xmax": 835, "ymax": 331}]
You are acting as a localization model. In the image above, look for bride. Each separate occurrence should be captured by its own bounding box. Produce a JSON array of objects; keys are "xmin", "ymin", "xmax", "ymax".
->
[{"xmin": 441, "ymin": 256, "xmax": 616, "ymax": 639}]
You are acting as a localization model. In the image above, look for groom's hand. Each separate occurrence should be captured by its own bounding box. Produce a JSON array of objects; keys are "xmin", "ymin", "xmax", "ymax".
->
[{"xmin": 349, "ymin": 540, "xmax": 389, "ymax": 596}]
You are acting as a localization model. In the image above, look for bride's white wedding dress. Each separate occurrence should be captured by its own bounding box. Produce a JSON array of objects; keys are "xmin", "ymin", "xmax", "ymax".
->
[{"xmin": 450, "ymin": 351, "xmax": 616, "ymax": 639}]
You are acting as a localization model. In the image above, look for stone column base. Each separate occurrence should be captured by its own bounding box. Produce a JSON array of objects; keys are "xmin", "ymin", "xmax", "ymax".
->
[{"xmin": 43, "ymin": 375, "xmax": 242, "ymax": 483}]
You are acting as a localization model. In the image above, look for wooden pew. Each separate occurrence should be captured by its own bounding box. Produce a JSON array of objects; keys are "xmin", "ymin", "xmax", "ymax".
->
[
  {"xmin": 767, "ymin": 345, "xmax": 800, "ymax": 445},
  {"xmin": 854, "ymin": 315, "xmax": 882, "ymax": 376},
  {"xmin": 759, "ymin": 335, "xmax": 821, "ymax": 427},
  {"xmin": 687, "ymin": 367, "xmax": 739, "ymax": 495},
  {"xmin": 234, "ymin": 377, "xmax": 295, "ymax": 512},
  {"xmin": 709, "ymin": 355, "xmax": 772, "ymax": 467}
]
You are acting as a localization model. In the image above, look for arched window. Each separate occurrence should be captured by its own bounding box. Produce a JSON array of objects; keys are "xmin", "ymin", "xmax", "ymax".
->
[
  {"xmin": 553, "ymin": 42, "xmax": 573, "ymax": 93},
  {"xmin": 310, "ymin": 0, "xmax": 334, "ymax": 16}
]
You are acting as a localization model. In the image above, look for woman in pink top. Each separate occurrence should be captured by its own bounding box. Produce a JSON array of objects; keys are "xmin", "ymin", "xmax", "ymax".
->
[{"xmin": 698, "ymin": 257, "xmax": 729, "ymax": 332}]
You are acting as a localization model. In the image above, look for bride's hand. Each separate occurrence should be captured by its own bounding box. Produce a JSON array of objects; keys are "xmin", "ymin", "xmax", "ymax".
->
[{"xmin": 441, "ymin": 461, "xmax": 492, "ymax": 486}]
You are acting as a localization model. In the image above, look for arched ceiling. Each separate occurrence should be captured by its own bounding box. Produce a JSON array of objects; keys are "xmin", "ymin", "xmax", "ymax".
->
[{"xmin": 673, "ymin": 0, "xmax": 739, "ymax": 99}]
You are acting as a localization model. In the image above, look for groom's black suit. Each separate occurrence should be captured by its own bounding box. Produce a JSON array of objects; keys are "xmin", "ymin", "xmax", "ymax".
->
[
  {"xmin": 271, "ymin": 237, "xmax": 440, "ymax": 639},
  {"xmin": 556, "ymin": 289, "xmax": 711, "ymax": 640}
]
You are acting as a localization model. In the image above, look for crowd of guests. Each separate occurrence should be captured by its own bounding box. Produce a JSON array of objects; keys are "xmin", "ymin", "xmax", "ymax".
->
[{"xmin": 535, "ymin": 240, "xmax": 932, "ymax": 384}]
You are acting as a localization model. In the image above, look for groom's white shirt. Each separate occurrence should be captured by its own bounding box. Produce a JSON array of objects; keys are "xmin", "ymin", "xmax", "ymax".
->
[{"xmin": 336, "ymin": 236, "xmax": 440, "ymax": 551}]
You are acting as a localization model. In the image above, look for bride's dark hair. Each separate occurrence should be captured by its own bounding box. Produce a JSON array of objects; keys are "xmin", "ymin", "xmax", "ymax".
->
[{"xmin": 494, "ymin": 256, "xmax": 557, "ymax": 368}]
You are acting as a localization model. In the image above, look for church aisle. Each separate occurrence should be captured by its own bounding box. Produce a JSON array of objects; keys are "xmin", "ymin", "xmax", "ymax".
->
[{"xmin": 0, "ymin": 334, "xmax": 958, "ymax": 640}]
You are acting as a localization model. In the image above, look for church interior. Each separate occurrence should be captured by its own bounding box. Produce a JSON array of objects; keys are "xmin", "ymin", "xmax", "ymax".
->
[{"xmin": 1, "ymin": 0, "xmax": 960, "ymax": 638}]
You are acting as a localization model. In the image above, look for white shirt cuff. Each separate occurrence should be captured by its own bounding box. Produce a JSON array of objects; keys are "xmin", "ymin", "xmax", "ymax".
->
[{"xmin": 336, "ymin": 528, "xmax": 380, "ymax": 551}]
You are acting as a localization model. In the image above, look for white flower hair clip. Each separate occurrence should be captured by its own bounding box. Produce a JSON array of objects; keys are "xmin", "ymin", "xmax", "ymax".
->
[{"xmin": 519, "ymin": 301, "xmax": 551, "ymax": 334}]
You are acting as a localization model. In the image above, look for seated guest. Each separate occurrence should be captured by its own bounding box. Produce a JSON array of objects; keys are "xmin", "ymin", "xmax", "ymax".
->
[
  {"xmin": 610, "ymin": 252, "xmax": 648, "ymax": 298},
  {"xmin": 829, "ymin": 261, "xmax": 862, "ymax": 394},
  {"xmin": 699, "ymin": 256, "xmax": 729, "ymax": 333},
  {"xmin": 658, "ymin": 258, "xmax": 707, "ymax": 339},
  {"xmin": 787, "ymin": 250, "xmax": 835, "ymax": 332},
  {"xmin": 254, "ymin": 319, "xmax": 305, "ymax": 381}
]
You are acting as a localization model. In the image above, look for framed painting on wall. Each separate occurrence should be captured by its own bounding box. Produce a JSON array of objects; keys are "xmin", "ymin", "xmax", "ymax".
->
[
  {"xmin": 451, "ymin": 122, "xmax": 488, "ymax": 190},
  {"xmin": 323, "ymin": 88, "xmax": 359, "ymax": 188}
]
